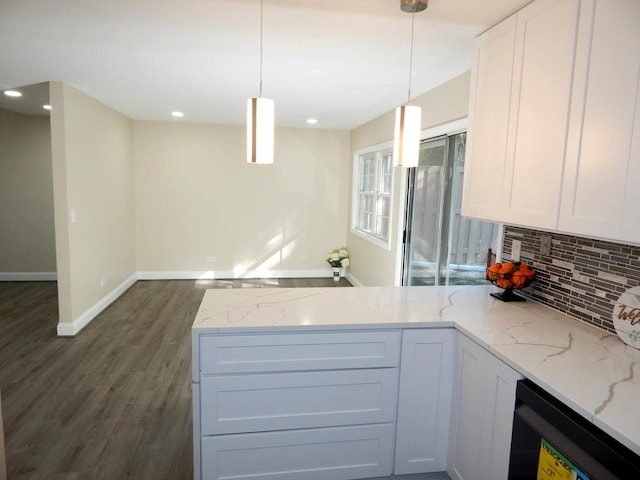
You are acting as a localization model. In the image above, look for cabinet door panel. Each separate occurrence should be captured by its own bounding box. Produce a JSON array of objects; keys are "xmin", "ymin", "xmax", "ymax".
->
[
  {"xmin": 561, "ymin": 0, "xmax": 640, "ymax": 241},
  {"xmin": 461, "ymin": 16, "xmax": 516, "ymax": 222},
  {"xmin": 201, "ymin": 424, "xmax": 395, "ymax": 480},
  {"xmin": 621, "ymin": 65, "xmax": 640, "ymax": 243},
  {"xmin": 483, "ymin": 356, "xmax": 521, "ymax": 480},
  {"xmin": 448, "ymin": 334, "xmax": 520, "ymax": 480},
  {"xmin": 198, "ymin": 330, "xmax": 401, "ymax": 376},
  {"xmin": 200, "ymin": 368, "xmax": 397, "ymax": 435},
  {"xmin": 394, "ymin": 329, "xmax": 454, "ymax": 474},
  {"xmin": 447, "ymin": 335, "xmax": 486, "ymax": 480},
  {"xmin": 502, "ymin": 0, "xmax": 581, "ymax": 228}
]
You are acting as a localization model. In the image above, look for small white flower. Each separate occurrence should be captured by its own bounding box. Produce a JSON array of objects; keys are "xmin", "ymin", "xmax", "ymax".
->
[
  {"xmin": 341, "ymin": 258, "xmax": 350, "ymax": 268},
  {"xmin": 338, "ymin": 248, "xmax": 349, "ymax": 258}
]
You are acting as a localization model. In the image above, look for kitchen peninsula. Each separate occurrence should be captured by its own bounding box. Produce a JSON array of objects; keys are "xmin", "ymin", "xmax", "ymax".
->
[{"xmin": 192, "ymin": 285, "xmax": 640, "ymax": 479}]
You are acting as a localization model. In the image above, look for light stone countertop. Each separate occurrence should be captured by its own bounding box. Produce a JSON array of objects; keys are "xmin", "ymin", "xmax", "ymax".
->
[{"xmin": 192, "ymin": 284, "xmax": 640, "ymax": 456}]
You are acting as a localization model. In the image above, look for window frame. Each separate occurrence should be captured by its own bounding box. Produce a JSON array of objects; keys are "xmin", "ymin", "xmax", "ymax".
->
[{"xmin": 351, "ymin": 144, "xmax": 395, "ymax": 250}]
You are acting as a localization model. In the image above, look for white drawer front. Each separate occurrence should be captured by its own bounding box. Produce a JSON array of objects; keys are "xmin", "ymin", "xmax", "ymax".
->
[
  {"xmin": 199, "ymin": 330, "xmax": 401, "ymax": 374},
  {"xmin": 200, "ymin": 368, "xmax": 398, "ymax": 435},
  {"xmin": 201, "ymin": 423, "xmax": 395, "ymax": 480}
]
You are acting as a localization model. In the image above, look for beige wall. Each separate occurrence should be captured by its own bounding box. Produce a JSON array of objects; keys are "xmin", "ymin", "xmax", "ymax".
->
[
  {"xmin": 0, "ymin": 107, "xmax": 56, "ymax": 275},
  {"xmin": 45, "ymin": 72, "xmax": 466, "ymax": 333},
  {"xmin": 347, "ymin": 71, "xmax": 471, "ymax": 286},
  {"xmin": 134, "ymin": 122, "xmax": 351, "ymax": 276},
  {"xmin": 50, "ymin": 82, "xmax": 136, "ymax": 333}
]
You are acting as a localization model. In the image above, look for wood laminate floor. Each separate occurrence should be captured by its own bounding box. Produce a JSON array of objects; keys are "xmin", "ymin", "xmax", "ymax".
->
[{"xmin": 0, "ymin": 277, "xmax": 351, "ymax": 480}]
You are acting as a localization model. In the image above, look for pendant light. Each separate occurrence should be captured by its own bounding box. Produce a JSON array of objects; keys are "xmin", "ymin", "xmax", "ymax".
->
[
  {"xmin": 393, "ymin": 4, "xmax": 424, "ymax": 168},
  {"xmin": 247, "ymin": 0, "xmax": 274, "ymax": 164}
]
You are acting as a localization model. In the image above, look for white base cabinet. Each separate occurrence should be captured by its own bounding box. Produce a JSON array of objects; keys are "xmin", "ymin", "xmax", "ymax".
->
[
  {"xmin": 394, "ymin": 329, "xmax": 455, "ymax": 474},
  {"xmin": 193, "ymin": 328, "xmax": 455, "ymax": 480},
  {"xmin": 447, "ymin": 333, "xmax": 521, "ymax": 480}
]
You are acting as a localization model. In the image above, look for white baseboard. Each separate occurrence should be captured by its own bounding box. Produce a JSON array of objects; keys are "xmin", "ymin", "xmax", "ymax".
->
[
  {"xmin": 0, "ymin": 272, "xmax": 57, "ymax": 281},
  {"xmin": 56, "ymin": 273, "xmax": 137, "ymax": 337},
  {"xmin": 56, "ymin": 269, "xmax": 354, "ymax": 337},
  {"xmin": 345, "ymin": 273, "xmax": 363, "ymax": 287},
  {"xmin": 137, "ymin": 269, "xmax": 333, "ymax": 280}
]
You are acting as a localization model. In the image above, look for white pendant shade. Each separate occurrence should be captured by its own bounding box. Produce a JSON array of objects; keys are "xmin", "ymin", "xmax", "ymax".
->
[
  {"xmin": 247, "ymin": 97, "xmax": 274, "ymax": 164},
  {"xmin": 393, "ymin": 104, "xmax": 421, "ymax": 167}
]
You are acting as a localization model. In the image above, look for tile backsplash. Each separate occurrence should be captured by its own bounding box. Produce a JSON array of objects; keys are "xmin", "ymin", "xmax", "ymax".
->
[{"xmin": 502, "ymin": 226, "xmax": 640, "ymax": 333}]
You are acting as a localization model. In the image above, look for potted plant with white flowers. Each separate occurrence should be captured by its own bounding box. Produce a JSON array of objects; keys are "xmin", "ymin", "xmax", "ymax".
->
[{"xmin": 326, "ymin": 248, "xmax": 350, "ymax": 281}]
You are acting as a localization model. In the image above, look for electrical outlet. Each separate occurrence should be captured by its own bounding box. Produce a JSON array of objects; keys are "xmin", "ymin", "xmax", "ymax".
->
[
  {"xmin": 100, "ymin": 277, "xmax": 107, "ymax": 287},
  {"xmin": 512, "ymin": 240, "xmax": 522, "ymax": 262},
  {"xmin": 206, "ymin": 256, "xmax": 216, "ymax": 263},
  {"xmin": 540, "ymin": 235, "xmax": 552, "ymax": 256}
]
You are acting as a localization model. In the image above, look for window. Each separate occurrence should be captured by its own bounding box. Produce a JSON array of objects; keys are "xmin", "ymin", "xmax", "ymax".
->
[{"xmin": 353, "ymin": 150, "xmax": 393, "ymax": 247}]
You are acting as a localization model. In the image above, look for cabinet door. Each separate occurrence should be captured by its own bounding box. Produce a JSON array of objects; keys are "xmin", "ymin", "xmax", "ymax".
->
[
  {"xmin": 447, "ymin": 334, "xmax": 487, "ymax": 480},
  {"xmin": 447, "ymin": 334, "xmax": 520, "ymax": 480},
  {"xmin": 480, "ymin": 355, "xmax": 521, "ymax": 480},
  {"xmin": 501, "ymin": 0, "xmax": 582, "ymax": 229},
  {"xmin": 560, "ymin": 0, "xmax": 640, "ymax": 242},
  {"xmin": 461, "ymin": 15, "xmax": 516, "ymax": 222},
  {"xmin": 394, "ymin": 329, "xmax": 455, "ymax": 474},
  {"xmin": 621, "ymin": 67, "xmax": 640, "ymax": 243}
]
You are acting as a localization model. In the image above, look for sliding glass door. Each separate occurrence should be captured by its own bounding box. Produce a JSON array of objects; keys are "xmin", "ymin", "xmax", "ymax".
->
[{"xmin": 402, "ymin": 133, "xmax": 499, "ymax": 286}]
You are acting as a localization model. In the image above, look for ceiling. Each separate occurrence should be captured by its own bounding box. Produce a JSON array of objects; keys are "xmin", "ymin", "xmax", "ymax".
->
[{"xmin": 0, "ymin": 0, "xmax": 531, "ymax": 130}]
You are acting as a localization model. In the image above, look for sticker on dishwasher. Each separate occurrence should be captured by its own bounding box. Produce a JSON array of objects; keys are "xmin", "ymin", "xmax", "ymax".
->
[
  {"xmin": 537, "ymin": 439, "xmax": 591, "ymax": 480},
  {"xmin": 614, "ymin": 286, "xmax": 640, "ymax": 350}
]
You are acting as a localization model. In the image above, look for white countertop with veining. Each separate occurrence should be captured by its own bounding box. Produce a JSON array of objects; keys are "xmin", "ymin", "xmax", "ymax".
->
[{"xmin": 192, "ymin": 285, "xmax": 640, "ymax": 455}]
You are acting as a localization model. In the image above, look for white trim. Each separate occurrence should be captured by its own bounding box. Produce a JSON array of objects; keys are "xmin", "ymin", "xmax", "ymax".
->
[
  {"xmin": 349, "ymin": 228, "xmax": 391, "ymax": 251},
  {"xmin": 345, "ymin": 273, "xmax": 364, "ymax": 287},
  {"xmin": 0, "ymin": 272, "xmax": 57, "ymax": 281},
  {"xmin": 56, "ymin": 273, "xmax": 137, "ymax": 337},
  {"xmin": 395, "ymin": 118, "xmax": 469, "ymax": 286},
  {"xmin": 421, "ymin": 118, "xmax": 468, "ymax": 140},
  {"xmin": 394, "ymin": 168, "xmax": 409, "ymax": 286},
  {"xmin": 137, "ymin": 269, "xmax": 334, "ymax": 280}
]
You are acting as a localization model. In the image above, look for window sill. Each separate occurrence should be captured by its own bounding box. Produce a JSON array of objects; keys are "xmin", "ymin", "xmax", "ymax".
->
[{"xmin": 351, "ymin": 228, "xmax": 391, "ymax": 251}]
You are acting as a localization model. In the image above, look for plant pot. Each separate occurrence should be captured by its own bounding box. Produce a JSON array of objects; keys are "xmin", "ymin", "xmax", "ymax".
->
[{"xmin": 332, "ymin": 267, "xmax": 340, "ymax": 281}]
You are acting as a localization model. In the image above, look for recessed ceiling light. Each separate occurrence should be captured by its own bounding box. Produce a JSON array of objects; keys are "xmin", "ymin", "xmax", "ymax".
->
[
  {"xmin": 306, "ymin": 118, "xmax": 318, "ymax": 125},
  {"xmin": 42, "ymin": 104, "xmax": 52, "ymax": 110},
  {"xmin": 171, "ymin": 111, "xmax": 184, "ymax": 118},
  {"xmin": 4, "ymin": 90, "xmax": 22, "ymax": 97}
]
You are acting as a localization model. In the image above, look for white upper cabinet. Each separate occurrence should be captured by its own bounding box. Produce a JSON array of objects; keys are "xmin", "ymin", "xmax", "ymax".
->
[
  {"xmin": 501, "ymin": 0, "xmax": 582, "ymax": 229},
  {"xmin": 463, "ymin": 0, "xmax": 640, "ymax": 245},
  {"xmin": 461, "ymin": 16, "xmax": 516, "ymax": 222},
  {"xmin": 464, "ymin": 0, "xmax": 584, "ymax": 229},
  {"xmin": 560, "ymin": 0, "xmax": 640, "ymax": 243}
]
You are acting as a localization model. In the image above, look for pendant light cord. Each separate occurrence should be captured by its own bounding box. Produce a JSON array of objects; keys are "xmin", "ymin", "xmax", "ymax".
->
[
  {"xmin": 407, "ymin": 11, "xmax": 415, "ymax": 104},
  {"xmin": 259, "ymin": 0, "xmax": 264, "ymax": 98}
]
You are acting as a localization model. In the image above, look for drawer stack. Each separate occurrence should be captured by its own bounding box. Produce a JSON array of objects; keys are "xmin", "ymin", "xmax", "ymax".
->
[{"xmin": 192, "ymin": 330, "xmax": 402, "ymax": 480}]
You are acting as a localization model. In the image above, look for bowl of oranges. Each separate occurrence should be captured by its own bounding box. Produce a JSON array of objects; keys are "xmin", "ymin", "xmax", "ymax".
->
[{"xmin": 486, "ymin": 262, "xmax": 535, "ymax": 302}]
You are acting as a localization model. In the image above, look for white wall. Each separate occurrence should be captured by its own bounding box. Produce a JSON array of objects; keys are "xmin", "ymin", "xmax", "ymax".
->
[
  {"xmin": 0, "ymin": 107, "xmax": 56, "ymax": 278},
  {"xmin": 347, "ymin": 71, "xmax": 471, "ymax": 286},
  {"xmin": 134, "ymin": 121, "xmax": 351, "ymax": 277},
  {"xmin": 50, "ymin": 82, "xmax": 136, "ymax": 335}
]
